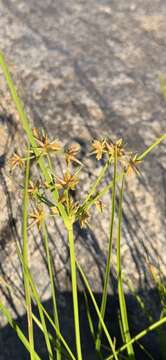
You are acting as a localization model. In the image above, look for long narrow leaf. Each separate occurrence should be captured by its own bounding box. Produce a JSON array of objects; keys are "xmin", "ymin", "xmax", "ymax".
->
[
  {"xmin": 0, "ymin": 51, "xmax": 70, "ymax": 230},
  {"xmin": 26, "ymin": 263, "xmax": 76, "ymax": 360},
  {"xmin": 137, "ymin": 133, "xmax": 166, "ymax": 161},
  {"xmin": 22, "ymin": 144, "xmax": 35, "ymax": 359},
  {"xmin": 42, "ymin": 222, "xmax": 61, "ymax": 360},
  {"xmin": 96, "ymin": 147, "xmax": 117, "ymax": 352},
  {"xmin": 77, "ymin": 261, "xmax": 119, "ymax": 360},
  {"xmin": 116, "ymin": 171, "xmax": 135, "ymax": 360},
  {"xmin": 68, "ymin": 225, "xmax": 83, "ymax": 360},
  {"xmin": 105, "ymin": 315, "xmax": 166, "ymax": 360},
  {"xmin": 0, "ymin": 301, "xmax": 41, "ymax": 360},
  {"xmin": 17, "ymin": 246, "xmax": 53, "ymax": 359}
]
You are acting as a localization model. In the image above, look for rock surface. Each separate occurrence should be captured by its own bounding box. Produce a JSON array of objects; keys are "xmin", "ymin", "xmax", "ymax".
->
[{"xmin": 0, "ymin": 0, "xmax": 166, "ymax": 356}]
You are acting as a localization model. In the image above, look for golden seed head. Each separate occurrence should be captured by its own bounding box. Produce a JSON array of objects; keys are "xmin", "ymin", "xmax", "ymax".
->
[
  {"xmin": 91, "ymin": 139, "xmax": 106, "ymax": 160},
  {"xmin": 29, "ymin": 206, "xmax": 45, "ymax": 229},
  {"xmin": 9, "ymin": 152, "xmax": 24, "ymax": 171},
  {"xmin": 95, "ymin": 199, "xmax": 104, "ymax": 213},
  {"xmin": 32, "ymin": 128, "xmax": 61, "ymax": 155},
  {"xmin": 79, "ymin": 210, "xmax": 89, "ymax": 228},
  {"xmin": 65, "ymin": 143, "xmax": 82, "ymax": 166},
  {"xmin": 106, "ymin": 138, "xmax": 126, "ymax": 159},
  {"xmin": 56, "ymin": 171, "xmax": 79, "ymax": 191},
  {"xmin": 125, "ymin": 155, "xmax": 142, "ymax": 176},
  {"xmin": 28, "ymin": 180, "xmax": 40, "ymax": 197}
]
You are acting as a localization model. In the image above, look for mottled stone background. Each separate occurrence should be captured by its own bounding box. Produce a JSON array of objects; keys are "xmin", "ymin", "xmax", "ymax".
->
[{"xmin": 0, "ymin": 1, "xmax": 166, "ymax": 359}]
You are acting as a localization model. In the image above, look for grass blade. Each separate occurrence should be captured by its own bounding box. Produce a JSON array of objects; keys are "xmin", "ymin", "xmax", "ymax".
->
[
  {"xmin": 95, "ymin": 147, "xmax": 117, "ymax": 352},
  {"xmin": 77, "ymin": 261, "xmax": 119, "ymax": 360},
  {"xmin": 29, "ymin": 280, "xmax": 54, "ymax": 359},
  {"xmin": 82, "ymin": 161, "xmax": 109, "ymax": 207},
  {"xmin": 116, "ymin": 171, "xmax": 135, "ymax": 360},
  {"xmin": 137, "ymin": 133, "xmax": 166, "ymax": 161},
  {"xmin": 105, "ymin": 315, "xmax": 166, "ymax": 360},
  {"xmin": 17, "ymin": 247, "xmax": 53, "ymax": 360},
  {"xmin": 22, "ymin": 144, "xmax": 35, "ymax": 359},
  {"xmin": 0, "ymin": 301, "xmax": 41, "ymax": 360},
  {"xmin": 31, "ymin": 311, "xmax": 75, "ymax": 360},
  {"xmin": 42, "ymin": 222, "xmax": 61, "ymax": 360},
  {"xmin": 68, "ymin": 224, "xmax": 83, "ymax": 360},
  {"xmin": 26, "ymin": 265, "xmax": 77, "ymax": 360},
  {"xmin": 83, "ymin": 290, "xmax": 95, "ymax": 342},
  {"xmin": 0, "ymin": 51, "xmax": 70, "ymax": 230}
]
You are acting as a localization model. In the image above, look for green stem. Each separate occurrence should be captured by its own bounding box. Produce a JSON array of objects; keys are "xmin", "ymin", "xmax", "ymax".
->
[
  {"xmin": 29, "ymin": 275, "xmax": 54, "ymax": 359},
  {"xmin": 0, "ymin": 51, "xmax": 70, "ymax": 229},
  {"xmin": 83, "ymin": 161, "xmax": 109, "ymax": 206},
  {"xmin": 105, "ymin": 315, "xmax": 166, "ymax": 360},
  {"xmin": 42, "ymin": 222, "xmax": 61, "ymax": 360},
  {"xmin": 95, "ymin": 149, "xmax": 117, "ymax": 352},
  {"xmin": 77, "ymin": 172, "xmax": 123, "ymax": 222},
  {"xmin": 68, "ymin": 224, "xmax": 83, "ymax": 360},
  {"xmin": 17, "ymin": 251, "xmax": 76, "ymax": 360},
  {"xmin": 117, "ymin": 172, "xmax": 135, "ymax": 360},
  {"xmin": 77, "ymin": 262, "xmax": 119, "ymax": 360},
  {"xmin": 22, "ymin": 144, "xmax": 35, "ymax": 360},
  {"xmin": 137, "ymin": 133, "xmax": 166, "ymax": 161},
  {"xmin": 0, "ymin": 301, "xmax": 41, "ymax": 360}
]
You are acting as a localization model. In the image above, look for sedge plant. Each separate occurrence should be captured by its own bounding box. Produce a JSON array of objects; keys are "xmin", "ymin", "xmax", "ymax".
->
[{"xmin": 0, "ymin": 51, "xmax": 166, "ymax": 360}]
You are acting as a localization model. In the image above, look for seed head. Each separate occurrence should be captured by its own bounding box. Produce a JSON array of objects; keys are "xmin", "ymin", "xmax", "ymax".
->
[
  {"xmin": 91, "ymin": 139, "xmax": 106, "ymax": 160},
  {"xmin": 125, "ymin": 155, "xmax": 142, "ymax": 176},
  {"xmin": 9, "ymin": 152, "xmax": 25, "ymax": 171},
  {"xmin": 65, "ymin": 143, "xmax": 82, "ymax": 166},
  {"xmin": 32, "ymin": 128, "xmax": 61, "ymax": 155},
  {"xmin": 29, "ymin": 206, "xmax": 45, "ymax": 229},
  {"xmin": 28, "ymin": 180, "xmax": 40, "ymax": 198},
  {"xmin": 55, "ymin": 171, "xmax": 79, "ymax": 191},
  {"xmin": 79, "ymin": 210, "xmax": 89, "ymax": 228},
  {"xmin": 106, "ymin": 138, "xmax": 126, "ymax": 160},
  {"xmin": 95, "ymin": 199, "xmax": 104, "ymax": 213},
  {"xmin": 68, "ymin": 197, "xmax": 80, "ymax": 224}
]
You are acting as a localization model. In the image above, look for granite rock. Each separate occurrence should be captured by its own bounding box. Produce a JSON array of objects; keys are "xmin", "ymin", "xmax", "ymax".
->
[{"xmin": 0, "ymin": 0, "xmax": 166, "ymax": 333}]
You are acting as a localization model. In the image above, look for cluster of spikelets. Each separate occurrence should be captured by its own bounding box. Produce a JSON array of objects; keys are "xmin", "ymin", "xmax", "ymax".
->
[{"xmin": 9, "ymin": 128, "xmax": 141, "ymax": 230}]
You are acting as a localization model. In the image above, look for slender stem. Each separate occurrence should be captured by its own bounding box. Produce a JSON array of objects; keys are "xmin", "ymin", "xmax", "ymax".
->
[
  {"xmin": 0, "ymin": 302, "xmax": 41, "ymax": 360},
  {"xmin": 68, "ymin": 224, "xmax": 83, "ymax": 360},
  {"xmin": 29, "ymin": 274, "xmax": 53, "ymax": 359},
  {"xmin": 42, "ymin": 222, "xmax": 61, "ymax": 360},
  {"xmin": 105, "ymin": 315, "xmax": 166, "ymax": 360},
  {"xmin": 22, "ymin": 144, "xmax": 35, "ymax": 360},
  {"xmin": 31, "ymin": 312, "xmax": 75, "ymax": 360},
  {"xmin": 16, "ymin": 249, "xmax": 76, "ymax": 360},
  {"xmin": 77, "ymin": 262, "xmax": 119, "ymax": 360},
  {"xmin": 76, "ymin": 172, "xmax": 123, "ymax": 223},
  {"xmin": 0, "ymin": 51, "xmax": 70, "ymax": 229},
  {"xmin": 95, "ymin": 149, "xmax": 117, "ymax": 352},
  {"xmin": 85, "ymin": 130, "xmax": 166, "ymax": 214},
  {"xmin": 137, "ymin": 133, "xmax": 166, "ymax": 161},
  {"xmin": 65, "ymin": 189, "xmax": 70, "ymax": 214},
  {"xmin": 116, "ymin": 172, "xmax": 135, "ymax": 360},
  {"xmin": 83, "ymin": 161, "xmax": 109, "ymax": 206},
  {"xmin": 83, "ymin": 290, "xmax": 95, "ymax": 342},
  {"xmin": 17, "ymin": 244, "xmax": 53, "ymax": 359}
]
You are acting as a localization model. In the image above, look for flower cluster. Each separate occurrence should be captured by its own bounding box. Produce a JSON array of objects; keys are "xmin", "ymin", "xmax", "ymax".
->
[
  {"xmin": 32, "ymin": 128, "xmax": 61, "ymax": 156},
  {"xmin": 9, "ymin": 152, "xmax": 25, "ymax": 171},
  {"xmin": 9, "ymin": 128, "xmax": 142, "ymax": 231},
  {"xmin": 91, "ymin": 137, "xmax": 141, "ymax": 176},
  {"xmin": 64, "ymin": 143, "xmax": 82, "ymax": 167},
  {"xmin": 55, "ymin": 171, "xmax": 79, "ymax": 191}
]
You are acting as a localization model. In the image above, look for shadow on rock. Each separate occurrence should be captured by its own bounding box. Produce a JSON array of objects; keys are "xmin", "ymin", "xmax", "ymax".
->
[{"xmin": 0, "ymin": 289, "xmax": 165, "ymax": 360}]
